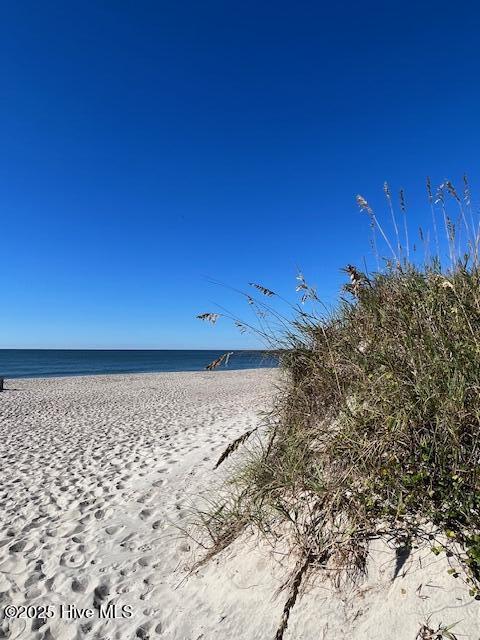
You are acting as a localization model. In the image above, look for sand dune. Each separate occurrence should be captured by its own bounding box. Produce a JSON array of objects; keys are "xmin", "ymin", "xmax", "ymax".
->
[{"xmin": 0, "ymin": 369, "xmax": 479, "ymax": 639}]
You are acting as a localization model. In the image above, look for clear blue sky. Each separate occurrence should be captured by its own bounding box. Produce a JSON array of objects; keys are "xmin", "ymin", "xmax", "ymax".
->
[{"xmin": 1, "ymin": 1, "xmax": 479, "ymax": 349}]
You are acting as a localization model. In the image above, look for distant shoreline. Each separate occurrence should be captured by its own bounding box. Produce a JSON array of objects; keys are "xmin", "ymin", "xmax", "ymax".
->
[
  {"xmin": 0, "ymin": 348, "xmax": 279, "ymax": 379},
  {"xmin": 0, "ymin": 348, "xmax": 276, "ymax": 351},
  {"xmin": 1, "ymin": 366, "xmax": 278, "ymax": 383}
]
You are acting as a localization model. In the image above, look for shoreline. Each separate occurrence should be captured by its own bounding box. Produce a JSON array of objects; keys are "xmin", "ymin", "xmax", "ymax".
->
[{"xmin": 1, "ymin": 366, "xmax": 277, "ymax": 383}]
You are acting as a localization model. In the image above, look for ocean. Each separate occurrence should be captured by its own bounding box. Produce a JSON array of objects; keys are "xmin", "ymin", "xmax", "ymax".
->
[{"xmin": 0, "ymin": 349, "xmax": 278, "ymax": 379}]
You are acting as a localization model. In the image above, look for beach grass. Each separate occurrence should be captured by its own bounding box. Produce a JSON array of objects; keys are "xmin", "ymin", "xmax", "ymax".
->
[{"xmin": 196, "ymin": 178, "xmax": 480, "ymax": 639}]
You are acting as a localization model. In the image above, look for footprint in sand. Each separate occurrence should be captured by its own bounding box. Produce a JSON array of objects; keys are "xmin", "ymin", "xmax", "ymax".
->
[
  {"xmin": 136, "ymin": 623, "xmax": 152, "ymax": 639},
  {"xmin": 105, "ymin": 524, "xmax": 124, "ymax": 535},
  {"xmin": 93, "ymin": 582, "xmax": 110, "ymax": 609},
  {"xmin": 31, "ymin": 616, "xmax": 47, "ymax": 632},
  {"xmin": 60, "ymin": 551, "xmax": 88, "ymax": 569},
  {"xmin": 9, "ymin": 540, "xmax": 28, "ymax": 553},
  {"xmin": 71, "ymin": 576, "xmax": 90, "ymax": 593}
]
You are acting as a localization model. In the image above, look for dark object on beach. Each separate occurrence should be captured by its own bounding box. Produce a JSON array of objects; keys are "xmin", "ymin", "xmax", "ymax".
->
[{"xmin": 0, "ymin": 378, "xmax": 4, "ymax": 392}]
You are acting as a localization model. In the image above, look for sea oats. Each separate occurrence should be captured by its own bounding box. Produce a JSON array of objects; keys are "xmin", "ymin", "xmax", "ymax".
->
[
  {"xmin": 196, "ymin": 313, "xmax": 220, "ymax": 324},
  {"xmin": 205, "ymin": 352, "xmax": 231, "ymax": 370},
  {"xmin": 213, "ymin": 427, "xmax": 257, "ymax": 469},
  {"xmin": 249, "ymin": 283, "xmax": 275, "ymax": 297}
]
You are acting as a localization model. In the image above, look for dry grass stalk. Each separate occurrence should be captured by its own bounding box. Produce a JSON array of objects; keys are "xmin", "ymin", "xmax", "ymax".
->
[
  {"xmin": 205, "ymin": 352, "xmax": 233, "ymax": 371},
  {"xmin": 214, "ymin": 428, "xmax": 258, "ymax": 469},
  {"xmin": 415, "ymin": 619, "xmax": 459, "ymax": 640},
  {"xmin": 196, "ymin": 312, "xmax": 220, "ymax": 324},
  {"xmin": 191, "ymin": 518, "xmax": 249, "ymax": 571},
  {"xmin": 249, "ymin": 283, "xmax": 275, "ymax": 297},
  {"xmin": 274, "ymin": 551, "xmax": 315, "ymax": 640}
]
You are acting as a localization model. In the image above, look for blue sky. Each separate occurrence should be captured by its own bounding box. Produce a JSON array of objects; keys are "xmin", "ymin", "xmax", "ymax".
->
[{"xmin": 1, "ymin": 1, "xmax": 479, "ymax": 348}]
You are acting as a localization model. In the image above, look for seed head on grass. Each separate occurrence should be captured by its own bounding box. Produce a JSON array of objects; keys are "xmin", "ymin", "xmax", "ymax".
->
[
  {"xmin": 249, "ymin": 283, "xmax": 276, "ymax": 297},
  {"xmin": 214, "ymin": 428, "xmax": 258, "ymax": 469},
  {"xmin": 196, "ymin": 312, "xmax": 221, "ymax": 324},
  {"xmin": 205, "ymin": 352, "xmax": 232, "ymax": 371}
]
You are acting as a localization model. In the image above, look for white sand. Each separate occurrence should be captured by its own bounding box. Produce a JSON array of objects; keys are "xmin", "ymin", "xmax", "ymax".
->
[{"xmin": 1, "ymin": 369, "xmax": 479, "ymax": 640}]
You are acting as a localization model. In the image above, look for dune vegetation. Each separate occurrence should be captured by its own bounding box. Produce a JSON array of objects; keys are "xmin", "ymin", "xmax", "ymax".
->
[{"xmin": 196, "ymin": 178, "xmax": 480, "ymax": 640}]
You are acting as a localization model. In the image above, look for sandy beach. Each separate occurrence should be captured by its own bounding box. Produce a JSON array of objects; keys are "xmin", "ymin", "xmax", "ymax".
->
[{"xmin": 1, "ymin": 369, "xmax": 479, "ymax": 640}]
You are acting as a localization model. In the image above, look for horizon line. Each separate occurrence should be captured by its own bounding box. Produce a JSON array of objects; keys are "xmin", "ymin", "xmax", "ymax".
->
[{"xmin": 0, "ymin": 347, "xmax": 275, "ymax": 351}]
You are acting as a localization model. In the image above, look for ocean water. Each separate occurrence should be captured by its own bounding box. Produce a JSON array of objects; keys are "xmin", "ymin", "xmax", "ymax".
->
[{"xmin": 0, "ymin": 349, "xmax": 278, "ymax": 379}]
